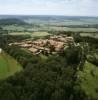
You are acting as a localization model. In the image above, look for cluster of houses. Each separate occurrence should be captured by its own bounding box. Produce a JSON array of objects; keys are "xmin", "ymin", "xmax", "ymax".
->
[{"xmin": 9, "ymin": 35, "xmax": 74, "ymax": 55}]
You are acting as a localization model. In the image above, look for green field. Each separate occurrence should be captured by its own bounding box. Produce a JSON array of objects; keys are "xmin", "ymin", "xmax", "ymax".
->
[
  {"xmin": 80, "ymin": 33, "xmax": 98, "ymax": 39},
  {"xmin": 3, "ymin": 25, "xmax": 26, "ymax": 31},
  {"xmin": 31, "ymin": 32, "xmax": 50, "ymax": 37},
  {"xmin": 9, "ymin": 32, "xmax": 31, "ymax": 35},
  {"xmin": 0, "ymin": 51, "xmax": 22, "ymax": 80},
  {"xmin": 49, "ymin": 26, "xmax": 98, "ymax": 32},
  {"xmin": 9, "ymin": 31, "xmax": 51, "ymax": 38},
  {"xmin": 77, "ymin": 61, "xmax": 98, "ymax": 99}
]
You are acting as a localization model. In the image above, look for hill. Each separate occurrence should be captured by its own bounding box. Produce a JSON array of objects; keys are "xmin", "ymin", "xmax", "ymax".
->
[{"xmin": 0, "ymin": 18, "xmax": 27, "ymax": 25}]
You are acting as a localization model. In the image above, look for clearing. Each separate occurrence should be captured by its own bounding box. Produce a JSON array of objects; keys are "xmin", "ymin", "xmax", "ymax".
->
[{"xmin": 0, "ymin": 51, "xmax": 22, "ymax": 80}]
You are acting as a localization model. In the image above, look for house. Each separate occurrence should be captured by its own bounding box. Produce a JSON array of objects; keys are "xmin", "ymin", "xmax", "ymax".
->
[
  {"xmin": 20, "ymin": 44, "xmax": 32, "ymax": 48},
  {"xmin": 25, "ymin": 40, "xmax": 33, "ymax": 44},
  {"xmin": 66, "ymin": 37, "xmax": 74, "ymax": 42},
  {"xmin": 48, "ymin": 40, "xmax": 64, "ymax": 52},
  {"xmin": 28, "ymin": 47, "xmax": 38, "ymax": 53}
]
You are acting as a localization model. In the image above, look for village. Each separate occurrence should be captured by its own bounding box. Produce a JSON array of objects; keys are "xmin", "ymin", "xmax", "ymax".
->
[{"xmin": 9, "ymin": 34, "xmax": 74, "ymax": 55}]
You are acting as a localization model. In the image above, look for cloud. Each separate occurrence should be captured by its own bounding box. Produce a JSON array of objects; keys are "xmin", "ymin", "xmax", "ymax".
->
[{"xmin": 0, "ymin": 0, "xmax": 97, "ymax": 16}]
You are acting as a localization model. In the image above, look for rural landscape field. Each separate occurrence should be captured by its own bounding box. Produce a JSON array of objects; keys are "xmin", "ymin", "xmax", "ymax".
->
[
  {"xmin": 0, "ymin": 0, "xmax": 98, "ymax": 100},
  {"xmin": 0, "ymin": 15, "xmax": 98, "ymax": 100},
  {"xmin": 0, "ymin": 51, "xmax": 22, "ymax": 79}
]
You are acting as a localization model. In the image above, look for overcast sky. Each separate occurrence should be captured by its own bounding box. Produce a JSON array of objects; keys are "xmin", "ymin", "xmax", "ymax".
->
[{"xmin": 0, "ymin": 0, "xmax": 98, "ymax": 16}]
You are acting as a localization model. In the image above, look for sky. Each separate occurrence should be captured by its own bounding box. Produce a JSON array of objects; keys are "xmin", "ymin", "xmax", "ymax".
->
[{"xmin": 0, "ymin": 0, "xmax": 98, "ymax": 16}]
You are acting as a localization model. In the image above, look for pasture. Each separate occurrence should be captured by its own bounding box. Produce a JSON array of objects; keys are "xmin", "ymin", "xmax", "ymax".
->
[
  {"xmin": 80, "ymin": 33, "xmax": 98, "ymax": 38},
  {"xmin": 9, "ymin": 32, "xmax": 31, "ymax": 35},
  {"xmin": 0, "ymin": 51, "xmax": 22, "ymax": 80},
  {"xmin": 77, "ymin": 61, "xmax": 98, "ymax": 99},
  {"xmin": 31, "ymin": 32, "xmax": 50, "ymax": 37},
  {"xmin": 9, "ymin": 31, "xmax": 51, "ymax": 38},
  {"xmin": 50, "ymin": 26, "xmax": 98, "ymax": 32},
  {"xmin": 3, "ymin": 25, "xmax": 25, "ymax": 31}
]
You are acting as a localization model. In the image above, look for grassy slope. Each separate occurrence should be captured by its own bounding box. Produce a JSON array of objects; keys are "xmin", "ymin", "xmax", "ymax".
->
[
  {"xmin": 0, "ymin": 51, "xmax": 22, "ymax": 80},
  {"xmin": 77, "ymin": 61, "xmax": 98, "ymax": 99}
]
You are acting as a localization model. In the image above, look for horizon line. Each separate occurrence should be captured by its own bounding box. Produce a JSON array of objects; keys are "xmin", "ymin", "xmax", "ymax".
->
[{"xmin": 0, "ymin": 14, "xmax": 98, "ymax": 18}]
